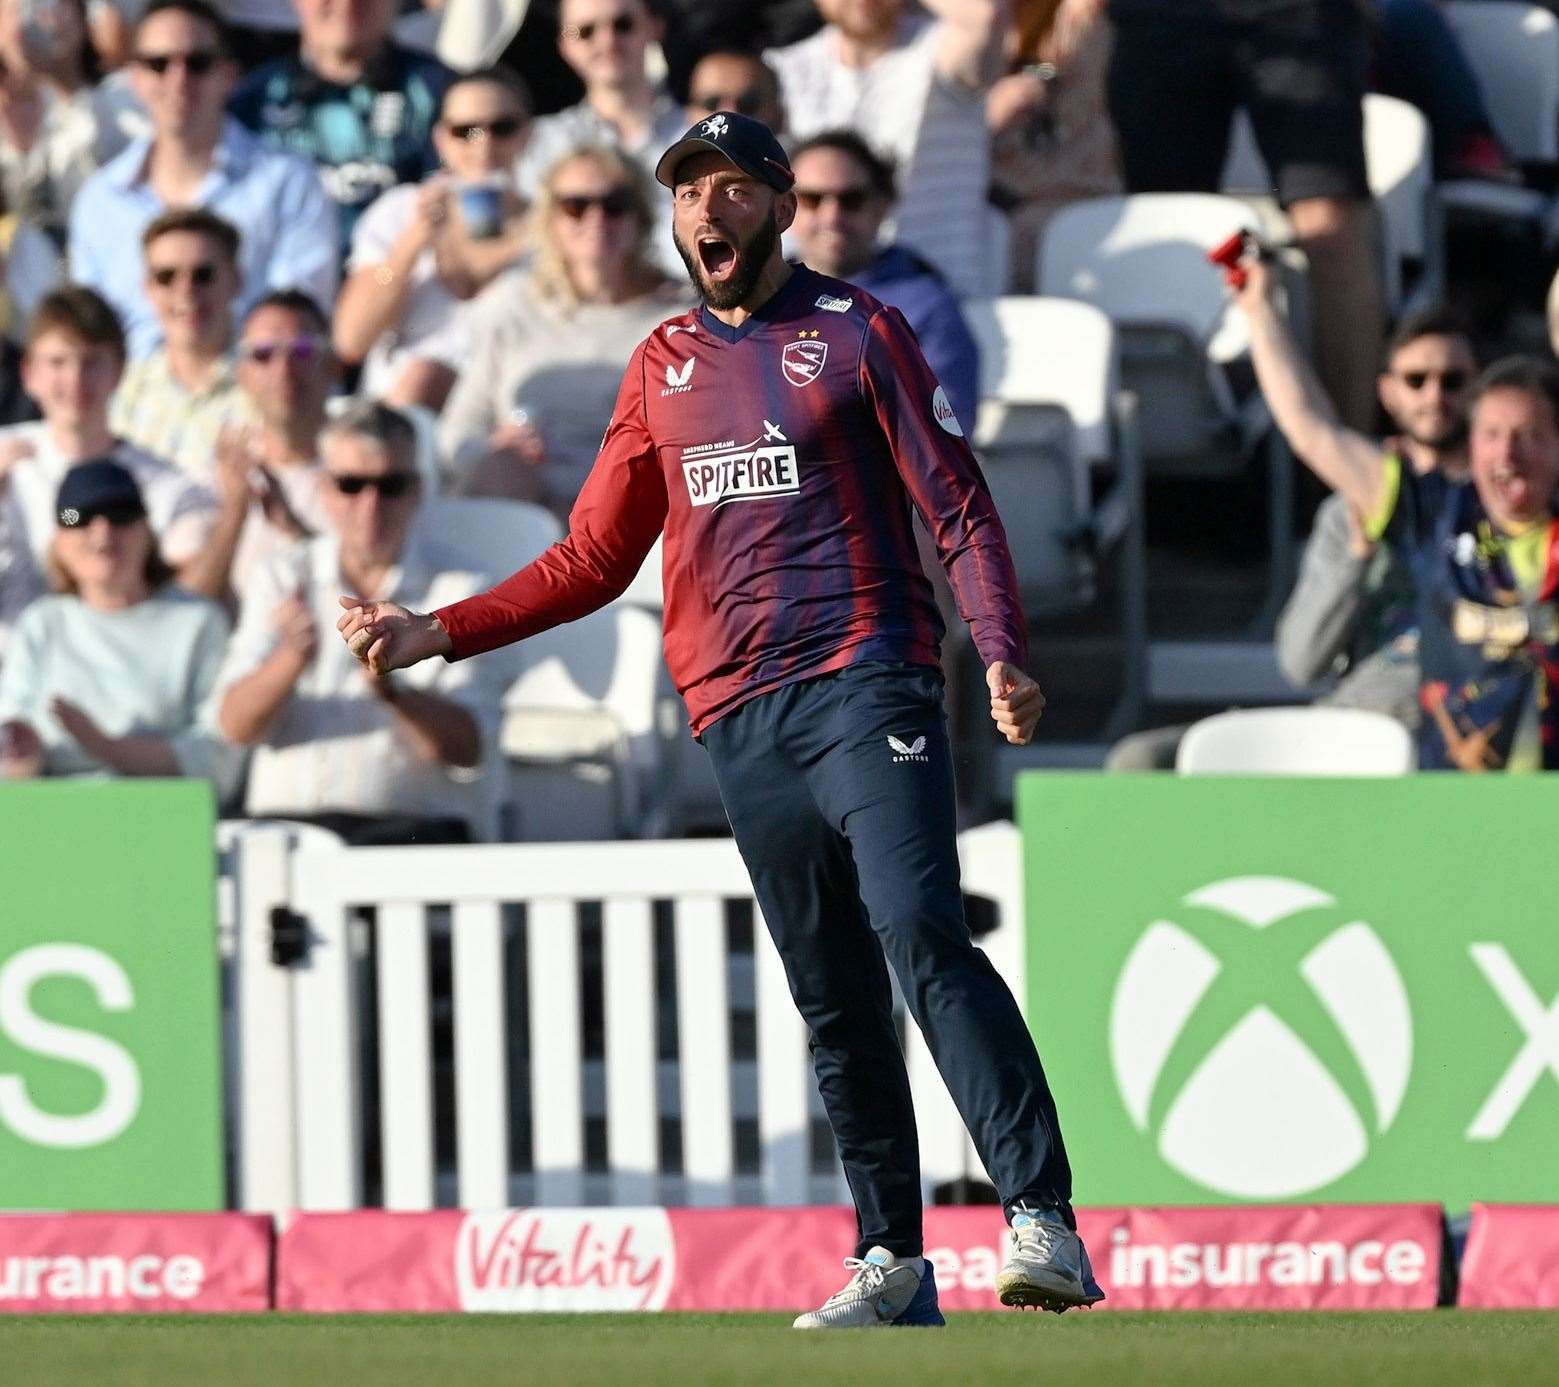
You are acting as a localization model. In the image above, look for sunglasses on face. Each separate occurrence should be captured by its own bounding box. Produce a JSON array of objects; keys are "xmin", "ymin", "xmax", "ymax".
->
[
  {"xmin": 562, "ymin": 13, "xmax": 636, "ymax": 41},
  {"xmin": 446, "ymin": 115, "xmax": 525, "ymax": 141},
  {"xmin": 135, "ymin": 49, "xmax": 221, "ymax": 75},
  {"xmin": 150, "ymin": 262, "xmax": 220, "ymax": 288},
  {"xmin": 795, "ymin": 186, "xmax": 875, "ymax": 213},
  {"xmin": 329, "ymin": 473, "xmax": 418, "ymax": 498},
  {"xmin": 554, "ymin": 189, "xmax": 636, "ymax": 219},
  {"xmin": 59, "ymin": 502, "xmax": 145, "ymax": 528},
  {"xmin": 1397, "ymin": 369, "xmax": 1469, "ymax": 391},
  {"xmin": 240, "ymin": 337, "xmax": 322, "ymax": 366},
  {"xmin": 689, "ymin": 90, "xmax": 768, "ymax": 118}
]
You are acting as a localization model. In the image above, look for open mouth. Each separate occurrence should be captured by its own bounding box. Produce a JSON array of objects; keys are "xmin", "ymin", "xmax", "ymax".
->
[
  {"xmin": 1490, "ymin": 467, "xmax": 1534, "ymax": 513},
  {"xmin": 697, "ymin": 235, "xmax": 737, "ymax": 282}
]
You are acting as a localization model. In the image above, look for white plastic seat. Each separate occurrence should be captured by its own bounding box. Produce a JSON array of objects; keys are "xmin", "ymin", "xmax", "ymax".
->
[
  {"xmin": 1443, "ymin": 2, "xmax": 1559, "ymax": 165},
  {"xmin": 1224, "ymin": 95, "xmax": 1438, "ymax": 313},
  {"xmin": 1176, "ymin": 706, "xmax": 1415, "ymax": 775},
  {"xmin": 961, "ymin": 294, "xmax": 1146, "ymax": 737},
  {"xmin": 499, "ymin": 602, "xmax": 665, "ymax": 839},
  {"xmin": 419, "ymin": 495, "xmax": 561, "ymax": 582},
  {"xmin": 963, "ymin": 296, "xmax": 1115, "ymax": 611},
  {"xmin": 618, "ymin": 532, "xmax": 664, "ymax": 609}
]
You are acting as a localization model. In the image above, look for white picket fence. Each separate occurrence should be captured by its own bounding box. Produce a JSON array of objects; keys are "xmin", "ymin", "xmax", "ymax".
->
[{"xmin": 219, "ymin": 823, "xmax": 1027, "ymax": 1215}]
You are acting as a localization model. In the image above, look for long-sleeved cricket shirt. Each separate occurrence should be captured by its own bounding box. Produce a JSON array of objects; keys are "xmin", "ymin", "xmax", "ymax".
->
[{"xmin": 434, "ymin": 264, "xmax": 1025, "ymax": 734}]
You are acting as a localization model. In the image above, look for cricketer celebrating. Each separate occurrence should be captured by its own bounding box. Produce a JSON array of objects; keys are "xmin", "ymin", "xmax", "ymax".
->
[{"xmin": 338, "ymin": 112, "xmax": 1102, "ymax": 1327}]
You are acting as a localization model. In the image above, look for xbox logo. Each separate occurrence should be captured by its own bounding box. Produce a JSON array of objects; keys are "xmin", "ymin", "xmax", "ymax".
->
[{"xmin": 1109, "ymin": 877, "xmax": 1413, "ymax": 1199}]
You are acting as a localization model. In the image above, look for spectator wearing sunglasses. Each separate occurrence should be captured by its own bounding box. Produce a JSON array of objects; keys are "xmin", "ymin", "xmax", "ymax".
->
[
  {"xmin": 766, "ymin": 0, "xmax": 1004, "ymax": 300},
  {"xmin": 230, "ymin": 0, "xmax": 453, "ymax": 262},
  {"xmin": 182, "ymin": 289, "xmax": 340, "ymax": 602},
  {"xmin": 787, "ymin": 129, "xmax": 976, "ymax": 434},
  {"xmin": 109, "ymin": 208, "xmax": 251, "ymax": 480},
  {"xmin": 1106, "ymin": 297, "xmax": 1481, "ymax": 772},
  {"xmin": 0, "ymin": 286, "xmax": 217, "ymax": 609},
  {"xmin": 215, "ymin": 399, "xmax": 504, "ymax": 843},
  {"xmin": 515, "ymin": 0, "xmax": 684, "ymax": 202},
  {"xmin": 334, "ymin": 68, "xmax": 532, "ymax": 413},
  {"xmin": 68, "ymin": 0, "xmax": 339, "ymax": 360},
  {"xmin": 440, "ymin": 144, "xmax": 686, "ymax": 519},
  {"xmin": 0, "ymin": 458, "xmax": 237, "ymax": 788},
  {"xmin": 684, "ymin": 50, "xmax": 785, "ymax": 135}
]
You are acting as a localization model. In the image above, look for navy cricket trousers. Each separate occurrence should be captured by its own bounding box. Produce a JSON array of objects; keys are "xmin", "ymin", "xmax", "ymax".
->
[{"xmin": 701, "ymin": 660, "xmax": 1074, "ymax": 1259}]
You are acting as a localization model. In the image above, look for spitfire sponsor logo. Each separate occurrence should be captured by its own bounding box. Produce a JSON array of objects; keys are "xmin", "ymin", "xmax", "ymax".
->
[
  {"xmin": 782, "ymin": 336, "xmax": 828, "ymax": 388},
  {"xmin": 455, "ymin": 1209, "xmax": 675, "ymax": 1312},
  {"xmin": 682, "ymin": 422, "xmax": 799, "ymax": 508},
  {"xmin": 814, "ymin": 294, "xmax": 853, "ymax": 313}
]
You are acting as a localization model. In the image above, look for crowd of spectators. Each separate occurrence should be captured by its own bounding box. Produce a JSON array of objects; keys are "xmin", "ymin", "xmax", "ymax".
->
[{"xmin": 1, "ymin": 0, "xmax": 1557, "ymax": 835}]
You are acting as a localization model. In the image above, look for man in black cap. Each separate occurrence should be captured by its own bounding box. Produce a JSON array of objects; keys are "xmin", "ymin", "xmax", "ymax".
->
[{"xmin": 337, "ymin": 111, "xmax": 1101, "ymax": 1325}]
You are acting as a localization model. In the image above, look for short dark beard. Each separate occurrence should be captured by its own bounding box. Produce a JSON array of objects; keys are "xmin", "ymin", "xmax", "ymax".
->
[
  {"xmin": 1405, "ymin": 415, "xmax": 1469, "ymax": 452},
  {"xmin": 676, "ymin": 211, "xmax": 781, "ymax": 310}
]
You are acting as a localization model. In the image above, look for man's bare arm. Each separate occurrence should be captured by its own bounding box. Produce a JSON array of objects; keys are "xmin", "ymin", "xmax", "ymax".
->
[
  {"xmin": 1234, "ymin": 255, "xmax": 1388, "ymax": 519},
  {"xmin": 925, "ymin": 0, "xmax": 1008, "ymax": 89}
]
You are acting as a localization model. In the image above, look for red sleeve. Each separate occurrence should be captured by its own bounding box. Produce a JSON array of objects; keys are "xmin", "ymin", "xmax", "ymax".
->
[
  {"xmin": 434, "ymin": 342, "xmax": 667, "ymax": 659},
  {"xmin": 859, "ymin": 306, "xmax": 1028, "ymax": 669}
]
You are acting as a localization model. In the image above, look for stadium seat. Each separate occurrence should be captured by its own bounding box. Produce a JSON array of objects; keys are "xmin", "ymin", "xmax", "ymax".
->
[
  {"xmin": 419, "ymin": 495, "xmax": 561, "ymax": 584},
  {"xmin": 618, "ymin": 532, "xmax": 664, "ymax": 610},
  {"xmin": 1036, "ymin": 192, "xmax": 1298, "ymax": 665},
  {"xmin": 1438, "ymin": 2, "xmax": 1559, "ymax": 231},
  {"xmin": 962, "ymin": 295, "xmax": 1146, "ymax": 734},
  {"xmin": 1176, "ymin": 706, "xmax": 1415, "ymax": 775},
  {"xmin": 1223, "ymin": 96, "xmax": 1440, "ymax": 314},
  {"xmin": 499, "ymin": 602, "xmax": 666, "ymax": 839}
]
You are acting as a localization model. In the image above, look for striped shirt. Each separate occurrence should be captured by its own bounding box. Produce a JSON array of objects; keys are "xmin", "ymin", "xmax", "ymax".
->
[
  {"xmin": 766, "ymin": 15, "xmax": 991, "ymax": 299},
  {"xmin": 434, "ymin": 266, "xmax": 1024, "ymax": 734}
]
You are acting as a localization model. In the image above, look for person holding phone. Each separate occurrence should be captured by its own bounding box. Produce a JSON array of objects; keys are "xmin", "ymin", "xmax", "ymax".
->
[{"xmin": 332, "ymin": 67, "xmax": 532, "ymax": 412}]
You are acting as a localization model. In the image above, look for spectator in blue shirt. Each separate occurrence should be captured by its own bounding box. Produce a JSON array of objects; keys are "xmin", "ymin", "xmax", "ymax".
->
[
  {"xmin": 230, "ymin": 0, "xmax": 454, "ymax": 260},
  {"xmin": 68, "ymin": 0, "xmax": 339, "ymax": 359},
  {"xmin": 786, "ymin": 128, "xmax": 979, "ymax": 435}
]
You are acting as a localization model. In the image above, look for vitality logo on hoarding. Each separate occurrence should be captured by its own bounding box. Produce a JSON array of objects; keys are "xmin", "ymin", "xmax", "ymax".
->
[{"xmin": 1109, "ymin": 877, "xmax": 1413, "ymax": 1199}]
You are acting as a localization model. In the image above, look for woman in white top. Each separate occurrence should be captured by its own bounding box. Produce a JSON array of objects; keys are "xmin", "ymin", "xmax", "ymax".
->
[
  {"xmin": 439, "ymin": 142, "xmax": 688, "ymax": 521},
  {"xmin": 333, "ymin": 67, "xmax": 533, "ymax": 413},
  {"xmin": 0, "ymin": 457, "xmax": 236, "ymax": 788}
]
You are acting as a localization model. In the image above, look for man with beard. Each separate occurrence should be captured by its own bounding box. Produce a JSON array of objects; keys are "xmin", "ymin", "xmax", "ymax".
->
[
  {"xmin": 335, "ymin": 111, "xmax": 1103, "ymax": 1325},
  {"xmin": 1108, "ymin": 292, "xmax": 1480, "ymax": 770},
  {"xmin": 1237, "ymin": 250, "xmax": 1559, "ymax": 772}
]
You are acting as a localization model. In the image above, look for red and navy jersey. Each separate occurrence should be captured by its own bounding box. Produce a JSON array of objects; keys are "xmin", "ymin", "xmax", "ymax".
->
[{"xmin": 434, "ymin": 265, "xmax": 1025, "ymax": 734}]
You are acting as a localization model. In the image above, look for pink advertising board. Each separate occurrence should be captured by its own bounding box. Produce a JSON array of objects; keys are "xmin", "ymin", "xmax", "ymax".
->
[
  {"xmin": 1458, "ymin": 1204, "xmax": 1559, "ymax": 1308},
  {"xmin": 0, "ymin": 1213, "xmax": 273, "ymax": 1314},
  {"xmin": 277, "ymin": 1203, "xmax": 1443, "ymax": 1314}
]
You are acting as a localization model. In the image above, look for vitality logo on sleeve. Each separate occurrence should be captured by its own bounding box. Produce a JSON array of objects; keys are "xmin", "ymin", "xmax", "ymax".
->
[{"xmin": 682, "ymin": 423, "xmax": 800, "ymax": 508}]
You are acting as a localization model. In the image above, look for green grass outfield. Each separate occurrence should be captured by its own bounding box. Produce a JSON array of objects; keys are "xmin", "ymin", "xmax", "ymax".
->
[{"xmin": 5, "ymin": 1311, "xmax": 1558, "ymax": 1387}]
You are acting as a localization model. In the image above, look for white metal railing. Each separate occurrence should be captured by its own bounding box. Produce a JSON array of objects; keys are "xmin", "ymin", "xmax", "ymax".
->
[{"xmin": 221, "ymin": 823, "xmax": 1026, "ymax": 1214}]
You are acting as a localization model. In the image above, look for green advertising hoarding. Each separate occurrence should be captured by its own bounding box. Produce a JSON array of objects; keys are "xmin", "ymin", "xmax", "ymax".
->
[
  {"xmin": 0, "ymin": 781, "xmax": 223, "ymax": 1209},
  {"xmin": 1019, "ymin": 774, "xmax": 1559, "ymax": 1212}
]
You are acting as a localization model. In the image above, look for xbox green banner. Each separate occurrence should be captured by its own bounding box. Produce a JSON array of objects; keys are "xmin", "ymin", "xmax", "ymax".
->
[
  {"xmin": 0, "ymin": 782, "xmax": 223, "ymax": 1210},
  {"xmin": 1019, "ymin": 775, "xmax": 1559, "ymax": 1212}
]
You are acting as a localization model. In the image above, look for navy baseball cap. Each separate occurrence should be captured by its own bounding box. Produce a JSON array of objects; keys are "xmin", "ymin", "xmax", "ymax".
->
[
  {"xmin": 55, "ymin": 458, "xmax": 146, "ymax": 527},
  {"xmin": 654, "ymin": 110, "xmax": 794, "ymax": 192}
]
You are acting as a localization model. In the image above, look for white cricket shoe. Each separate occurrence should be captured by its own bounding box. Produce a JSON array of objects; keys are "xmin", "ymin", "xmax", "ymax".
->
[
  {"xmin": 792, "ymin": 1247, "xmax": 945, "ymax": 1328},
  {"xmin": 996, "ymin": 1204, "xmax": 1106, "ymax": 1313}
]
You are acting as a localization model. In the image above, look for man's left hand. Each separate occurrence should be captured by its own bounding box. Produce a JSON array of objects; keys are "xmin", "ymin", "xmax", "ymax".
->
[{"xmin": 987, "ymin": 661, "xmax": 1046, "ymax": 745}]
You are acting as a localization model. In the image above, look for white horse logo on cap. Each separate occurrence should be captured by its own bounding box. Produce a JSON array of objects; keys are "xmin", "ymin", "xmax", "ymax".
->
[{"xmin": 700, "ymin": 114, "xmax": 729, "ymax": 139}]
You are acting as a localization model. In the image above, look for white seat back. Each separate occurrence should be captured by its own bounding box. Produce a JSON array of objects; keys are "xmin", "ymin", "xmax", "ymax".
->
[
  {"xmin": 419, "ymin": 496, "xmax": 561, "ymax": 581},
  {"xmin": 964, "ymin": 295, "xmax": 1116, "ymax": 468},
  {"xmin": 1443, "ymin": 1, "xmax": 1559, "ymax": 164},
  {"xmin": 1037, "ymin": 193, "xmax": 1261, "ymax": 365},
  {"xmin": 1176, "ymin": 706, "xmax": 1415, "ymax": 775},
  {"xmin": 618, "ymin": 532, "xmax": 665, "ymax": 609},
  {"xmin": 501, "ymin": 603, "xmax": 665, "ymax": 838}
]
